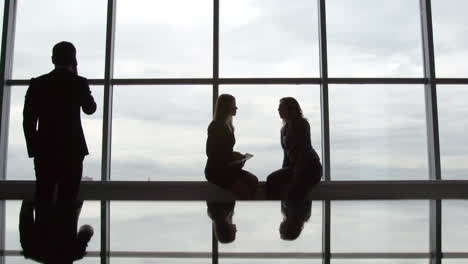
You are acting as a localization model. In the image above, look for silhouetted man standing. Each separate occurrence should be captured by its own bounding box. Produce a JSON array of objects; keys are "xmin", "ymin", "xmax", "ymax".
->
[{"xmin": 23, "ymin": 41, "xmax": 97, "ymax": 202}]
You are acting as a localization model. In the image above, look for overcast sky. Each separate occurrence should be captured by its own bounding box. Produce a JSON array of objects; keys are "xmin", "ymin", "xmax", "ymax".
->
[{"xmin": 2, "ymin": 0, "xmax": 468, "ymax": 263}]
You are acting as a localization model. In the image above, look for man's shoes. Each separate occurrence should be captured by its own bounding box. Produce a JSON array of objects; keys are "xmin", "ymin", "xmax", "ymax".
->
[
  {"xmin": 77, "ymin": 224, "xmax": 94, "ymax": 245},
  {"xmin": 73, "ymin": 224, "xmax": 94, "ymax": 260}
]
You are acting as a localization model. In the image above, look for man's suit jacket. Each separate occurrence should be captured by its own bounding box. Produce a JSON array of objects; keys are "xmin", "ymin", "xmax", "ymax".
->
[{"xmin": 23, "ymin": 68, "xmax": 97, "ymax": 159}]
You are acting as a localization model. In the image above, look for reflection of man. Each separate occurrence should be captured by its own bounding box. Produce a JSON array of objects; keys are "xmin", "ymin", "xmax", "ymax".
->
[
  {"xmin": 23, "ymin": 41, "xmax": 96, "ymax": 201},
  {"xmin": 19, "ymin": 200, "xmax": 94, "ymax": 263}
]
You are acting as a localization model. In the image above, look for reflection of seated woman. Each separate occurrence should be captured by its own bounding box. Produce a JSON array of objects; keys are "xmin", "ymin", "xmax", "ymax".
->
[
  {"xmin": 205, "ymin": 94, "xmax": 258, "ymax": 243},
  {"xmin": 267, "ymin": 97, "xmax": 322, "ymax": 240}
]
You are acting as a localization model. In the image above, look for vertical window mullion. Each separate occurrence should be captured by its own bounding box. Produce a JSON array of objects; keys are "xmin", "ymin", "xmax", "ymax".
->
[
  {"xmin": 318, "ymin": 0, "xmax": 330, "ymax": 264},
  {"xmin": 0, "ymin": 1, "xmax": 17, "ymax": 263},
  {"xmin": 212, "ymin": 1, "xmax": 220, "ymax": 264},
  {"xmin": 420, "ymin": 0, "xmax": 441, "ymax": 264},
  {"xmin": 213, "ymin": 0, "xmax": 219, "ymax": 109},
  {"xmin": 102, "ymin": 0, "xmax": 117, "ymax": 263}
]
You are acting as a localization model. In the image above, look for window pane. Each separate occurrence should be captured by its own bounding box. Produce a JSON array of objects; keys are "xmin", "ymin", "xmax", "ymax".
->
[
  {"xmin": 220, "ymin": 85, "xmax": 322, "ymax": 179},
  {"xmin": 111, "ymin": 85, "xmax": 210, "ymax": 181},
  {"xmin": 221, "ymin": 260, "xmax": 322, "ymax": 264},
  {"xmin": 443, "ymin": 261, "xmax": 468, "ymax": 264},
  {"xmin": 5, "ymin": 256, "xmax": 100, "ymax": 264},
  {"xmin": 219, "ymin": 202, "xmax": 322, "ymax": 253},
  {"xmin": 6, "ymin": 201, "xmax": 100, "ymax": 253},
  {"xmin": 110, "ymin": 202, "xmax": 210, "ymax": 252},
  {"xmin": 13, "ymin": 0, "xmax": 107, "ymax": 79},
  {"xmin": 438, "ymin": 86, "xmax": 468, "ymax": 179},
  {"xmin": 5, "ymin": 201, "xmax": 21, "ymax": 250},
  {"xmin": 0, "ymin": 1, "xmax": 4, "ymax": 44},
  {"xmin": 114, "ymin": 0, "xmax": 212, "ymax": 78},
  {"xmin": 432, "ymin": 0, "xmax": 468, "ymax": 77},
  {"xmin": 82, "ymin": 87, "xmax": 104, "ymax": 181},
  {"xmin": 332, "ymin": 260, "xmax": 427, "ymax": 264},
  {"xmin": 327, "ymin": 0, "xmax": 423, "ymax": 77},
  {"xmin": 330, "ymin": 85, "xmax": 428, "ymax": 180},
  {"xmin": 5, "ymin": 257, "xmax": 44, "ymax": 264},
  {"xmin": 331, "ymin": 201, "xmax": 428, "ymax": 252},
  {"xmin": 443, "ymin": 201, "xmax": 468, "ymax": 252},
  {"xmin": 220, "ymin": 0, "xmax": 319, "ymax": 77},
  {"xmin": 78, "ymin": 201, "xmax": 101, "ymax": 252},
  {"xmin": 6, "ymin": 86, "xmax": 30, "ymax": 180},
  {"xmin": 75, "ymin": 258, "xmax": 101, "ymax": 264},
  {"xmin": 6, "ymin": 86, "xmax": 103, "ymax": 180},
  {"xmin": 111, "ymin": 259, "xmax": 209, "ymax": 264}
]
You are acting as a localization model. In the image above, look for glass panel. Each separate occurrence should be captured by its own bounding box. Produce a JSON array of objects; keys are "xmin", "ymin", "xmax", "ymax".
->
[
  {"xmin": 5, "ymin": 257, "xmax": 45, "ymax": 264},
  {"xmin": 6, "ymin": 86, "xmax": 30, "ymax": 180},
  {"xmin": 221, "ymin": 260, "xmax": 322, "ymax": 264},
  {"xmin": 332, "ymin": 260, "xmax": 427, "ymax": 264},
  {"xmin": 13, "ymin": 0, "xmax": 106, "ymax": 79},
  {"xmin": 220, "ymin": 0, "xmax": 319, "ymax": 77},
  {"xmin": 438, "ymin": 86, "xmax": 468, "ymax": 179},
  {"xmin": 443, "ymin": 200, "xmax": 468, "ymax": 252},
  {"xmin": 5, "ymin": 201, "xmax": 100, "ymax": 252},
  {"xmin": 5, "ymin": 201, "xmax": 21, "ymax": 250},
  {"xmin": 432, "ymin": 0, "xmax": 468, "ymax": 77},
  {"xmin": 111, "ymin": 259, "xmax": 209, "ymax": 264},
  {"xmin": 82, "ymin": 87, "xmax": 104, "ymax": 181},
  {"xmin": 327, "ymin": 0, "xmax": 423, "ymax": 77},
  {"xmin": 331, "ymin": 201, "xmax": 428, "ymax": 252},
  {"xmin": 114, "ymin": 0, "xmax": 212, "ymax": 78},
  {"xmin": 0, "ymin": 0, "xmax": 4, "ymax": 44},
  {"xmin": 443, "ymin": 261, "xmax": 468, "ymax": 264},
  {"xmin": 7, "ymin": 86, "xmax": 103, "ymax": 180},
  {"xmin": 5, "ymin": 256, "xmax": 99, "ymax": 263},
  {"xmin": 220, "ymin": 85, "xmax": 322, "ymax": 179},
  {"xmin": 330, "ymin": 85, "xmax": 428, "ymax": 180},
  {"xmin": 74, "ymin": 257, "xmax": 101, "ymax": 264},
  {"xmin": 78, "ymin": 201, "xmax": 101, "ymax": 252},
  {"xmin": 111, "ymin": 85, "xmax": 211, "ymax": 181},
  {"xmin": 110, "ymin": 202, "xmax": 210, "ymax": 252},
  {"xmin": 220, "ymin": 202, "xmax": 322, "ymax": 253}
]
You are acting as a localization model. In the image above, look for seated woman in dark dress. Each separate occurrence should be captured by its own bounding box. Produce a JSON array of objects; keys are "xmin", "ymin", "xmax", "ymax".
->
[
  {"xmin": 205, "ymin": 94, "xmax": 258, "ymax": 243},
  {"xmin": 266, "ymin": 97, "xmax": 322, "ymax": 240}
]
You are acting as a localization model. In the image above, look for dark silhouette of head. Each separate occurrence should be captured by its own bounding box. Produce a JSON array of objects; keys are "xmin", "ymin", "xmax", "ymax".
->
[
  {"xmin": 279, "ymin": 97, "xmax": 304, "ymax": 121},
  {"xmin": 214, "ymin": 222, "xmax": 236, "ymax": 244},
  {"xmin": 214, "ymin": 94, "xmax": 236, "ymax": 122},
  {"xmin": 52, "ymin": 41, "xmax": 77, "ymax": 67}
]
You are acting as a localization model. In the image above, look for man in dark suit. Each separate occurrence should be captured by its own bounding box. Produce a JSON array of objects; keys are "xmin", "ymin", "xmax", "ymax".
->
[{"xmin": 23, "ymin": 41, "xmax": 97, "ymax": 202}]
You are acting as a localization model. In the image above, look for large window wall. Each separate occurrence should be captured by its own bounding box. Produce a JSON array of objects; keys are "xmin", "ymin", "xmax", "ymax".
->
[{"xmin": 1, "ymin": 1, "xmax": 468, "ymax": 264}]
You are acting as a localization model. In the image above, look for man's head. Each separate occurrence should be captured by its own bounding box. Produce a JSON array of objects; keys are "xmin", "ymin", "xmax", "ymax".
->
[{"xmin": 52, "ymin": 41, "xmax": 77, "ymax": 67}]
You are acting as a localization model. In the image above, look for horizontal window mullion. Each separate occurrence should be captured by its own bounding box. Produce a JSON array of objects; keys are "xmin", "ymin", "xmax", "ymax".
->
[
  {"xmin": 2, "ymin": 180, "xmax": 468, "ymax": 201},
  {"xmin": 8, "ymin": 77, "xmax": 468, "ymax": 86},
  {"xmin": 327, "ymin": 78, "xmax": 426, "ymax": 84},
  {"xmin": 8, "ymin": 250, "xmax": 468, "ymax": 259},
  {"xmin": 331, "ymin": 252, "xmax": 430, "ymax": 259}
]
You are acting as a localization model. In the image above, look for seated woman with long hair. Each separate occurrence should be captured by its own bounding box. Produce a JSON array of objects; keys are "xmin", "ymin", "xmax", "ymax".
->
[
  {"xmin": 205, "ymin": 94, "xmax": 258, "ymax": 243},
  {"xmin": 266, "ymin": 97, "xmax": 322, "ymax": 240}
]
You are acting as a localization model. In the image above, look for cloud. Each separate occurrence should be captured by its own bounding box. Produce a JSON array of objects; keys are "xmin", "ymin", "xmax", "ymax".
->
[
  {"xmin": 220, "ymin": 0, "xmax": 319, "ymax": 77},
  {"xmin": 13, "ymin": 0, "xmax": 107, "ymax": 79}
]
